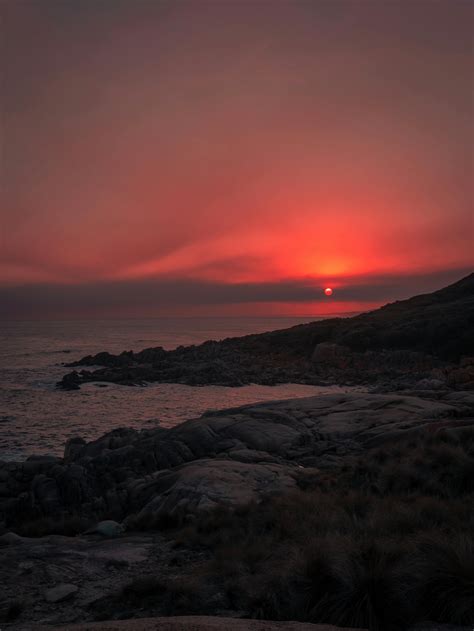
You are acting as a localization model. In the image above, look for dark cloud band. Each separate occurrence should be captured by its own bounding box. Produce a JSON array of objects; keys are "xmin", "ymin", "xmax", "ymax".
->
[{"xmin": 1, "ymin": 268, "xmax": 470, "ymax": 319}]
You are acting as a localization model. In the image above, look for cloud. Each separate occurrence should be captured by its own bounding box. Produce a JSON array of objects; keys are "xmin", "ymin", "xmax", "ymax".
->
[
  {"xmin": 2, "ymin": 0, "xmax": 472, "ymax": 310},
  {"xmin": 1, "ymin": 267, "xmax": 470, "ymax": 319}
]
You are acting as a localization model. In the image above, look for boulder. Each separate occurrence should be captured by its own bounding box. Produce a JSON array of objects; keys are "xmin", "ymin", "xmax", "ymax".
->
[
  {"xmin": 134, "ymin": 459, "xmax": 297, "ymax": 524},
  {"xmin": 60, "ymin": 370, "xmax": 81, "ymax": 390},
  {"xmin": 32, "ymin": 474, "xmax": 60, "ymax": 513},
  {"xmin": 44, "ymin": 583, "xmax": 79, "ymax": 603},
  {"xmin": 84, "ymin": 520, "xmax": 125, "ymax": 537},
  {"xmin": 64, "ymin": 437, "xmax": 86, "ymax": 462},
  {"xmin": 0, "ymin": 532, "xmax": 23, "ymax": 546}
]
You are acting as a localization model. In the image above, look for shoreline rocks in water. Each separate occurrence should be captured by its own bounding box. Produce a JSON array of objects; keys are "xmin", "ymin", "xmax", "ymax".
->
[{"xmin": 57, "ymin": 273, "xmax": 474, "ymax": 390}]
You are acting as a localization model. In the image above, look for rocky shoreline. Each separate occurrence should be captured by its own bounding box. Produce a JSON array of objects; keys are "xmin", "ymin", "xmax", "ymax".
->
[
  {"xmin": 1, "ymin": 390, "xmax": 474, "ymax": 629},
  {"xmin": 2, "ymin": 274, "xmax": 474, "ymax": 629},
  {"xmin": 56, "ymin": 273, "xmax": 474, "ymax": 392},
  {"xmin": 2, "ymin": 391, "xmax": 473, "ymax": 536}
]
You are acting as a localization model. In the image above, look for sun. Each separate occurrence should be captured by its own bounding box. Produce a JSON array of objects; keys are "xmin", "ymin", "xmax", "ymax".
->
[{"xmin": 324, "ymin": 287, "xmax": 333, "ymax": 296}]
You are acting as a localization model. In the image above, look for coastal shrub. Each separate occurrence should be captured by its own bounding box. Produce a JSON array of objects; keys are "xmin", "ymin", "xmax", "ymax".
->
[
  {"xmin": 253, "ymin": 537, "xmax": 411, "ymax": 630},
  {"xmin": 0, "ymin": 600, "xmax": 23, "ymax": 623},
  {"xmin": 415, "ymin": 535, "xmax": 474, "ymax": 624},
  {"xmin": 325, "ymin": 427, "xmax": 474, "ymax": 500},
  {"xmin": 180, "ymin": 497, "xmax": 474, "ymax": 629},
  {"xmin": 80, "ymin": 425, "xmax": 474, "ymax": 628},
  {"xmin": 90, "ymin": 573, "xmax": 210, "ymax": 621},
  {"xmin": 169, "ymin": 427, "xmax": 474, "ymax": 630},
  {"xmin": 236, "ymin": 535, "xmax": 415, "ymax": 629},
  {"xmin": 316, "ymin": 539, "xmax": 414, "ymax": 631}
]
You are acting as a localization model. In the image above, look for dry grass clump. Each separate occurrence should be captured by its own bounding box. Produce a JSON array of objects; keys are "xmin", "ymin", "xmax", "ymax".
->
[
  {"xmin": 347, "ymin": 426, "xmax": 474, "ymax": 499},
  {"xmin": 0, "ymin": 600, "xmax": 23, "ymax": 623},
  {"xmin": 306, "ymin": 539, "xmax": 414, "ymax": 631},
  {"xmin": 92, "ymin": 573, "xmax": 211, "ymax": 621},
  {"xmin": 415, "ymin": 535, "xmax": 474, "ymax": 625},
  {"xmin": 171, "ymin": 428, "xmax": 474, "ymax": 629}
]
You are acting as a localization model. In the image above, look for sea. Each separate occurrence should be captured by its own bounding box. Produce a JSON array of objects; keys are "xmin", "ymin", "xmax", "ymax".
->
[{"xmin": 0, "ymin": 317, "xmax": 359, "ymax": 462}]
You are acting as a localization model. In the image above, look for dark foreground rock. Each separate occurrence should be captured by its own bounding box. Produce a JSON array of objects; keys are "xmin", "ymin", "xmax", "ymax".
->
[
  {"xmin": 0, "ymin": 486, "xmax": 371, "ymax": 628},
  {"xmin": 1, "ymin": 507, "xmax": 472, "ymax": 631},
  {"xmin": 57, "ymin": 273, "xmax": 474, "ymax": 390},
  {"xmin": 37, "ymin": 619, "xmax": 474, "ymax": 631},
  {"xmin": 0, "ymin": 532, "xmax": 175, "ymax": 628},
  {"xmin": 40, "ymin": 616, "xmax": 367, "ymax": 630},
  {"xmin": 1, "ymin": 391, "xmax": 473, "ymax": 535},
  {"xmin": 1, "ymin": 392, "xmax": 474, "ymax": 630}
]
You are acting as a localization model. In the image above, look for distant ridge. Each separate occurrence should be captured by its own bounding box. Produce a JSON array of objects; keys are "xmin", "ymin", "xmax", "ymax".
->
[
  {"xmin": 59, "ymin": 272, "xmax": 474, "ymax": 389},
  {"xmin": 247, "ymin": 272, "xmax": 474, "ymax": 362}
]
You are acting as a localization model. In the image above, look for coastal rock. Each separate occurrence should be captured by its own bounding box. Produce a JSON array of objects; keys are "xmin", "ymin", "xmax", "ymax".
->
[
  {"xmin": 64, "ymin": 437, "xmax": 86, "ymax": 461},
  {"xmin": 32, "ymin": 474, "xmax": 61, "ymax": 513},
  {"xmin": 84, "ymin": 520, "xmax": 125, "ymax": 537},
  {"xmin": 57, "ymin": 273, "xmax": 474, "ymax": 391},
  {"xmin": 22, "ymin": 455, "xmax": 62, "ymax": 477},
  {"xmin": 133, "ymin": 459, "xmax": 297, "ymax": 525},
  {"xmin": 44, "ymin": 583, "xmax": 79, "ymax": 603},
  {"xmin": 61, "ymin": 370, "xmax": 82, "ymax": 390},
  {"xmin": 0, "ymin": 532, "xmax": 157, "ymax": 628},
  {"xmin": 0, "ymin": 532, "xmax": 23, "ymax": 546},
  {"xmin": 44, "ymin": 616, "xmax": 367, "ymax": 630},
  {"xmin": 415, "ymin": 378, "xmax": 446, "ymax": 390},
  {"xmin": 1, "ymin": 391, "xmax": 474, "ymax": 630},
  {"xmin": 1, "ymin": 392, "xmax": 473, "ymax": 533}
]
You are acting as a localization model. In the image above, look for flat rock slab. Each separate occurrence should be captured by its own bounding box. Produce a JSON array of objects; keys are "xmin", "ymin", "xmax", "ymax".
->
[
  {"xmin": 39, "ymin": 615, "xmax": 366, "ymax": 630},
  {"xmin": 0, "ymin": 534, "xmax": 162, "ymax": 629}
]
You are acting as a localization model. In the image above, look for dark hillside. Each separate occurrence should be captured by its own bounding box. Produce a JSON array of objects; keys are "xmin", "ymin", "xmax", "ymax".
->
[
  {"xmin": 249, "ymin": 272, "xmax": 474, "ymax": 360},
  {"xmin": 58, "ymin": 273, "xmax": 474, "ymax": 389}
]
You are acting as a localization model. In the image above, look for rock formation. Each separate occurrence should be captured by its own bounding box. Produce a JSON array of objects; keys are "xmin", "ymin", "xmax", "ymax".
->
[
  {"xmin": 2, "ymin": 391, "xmax": 473, "ymax": 535},
  {"xmin": 57, "ymin": 273, "xmax": 474, "ymax": 390}
]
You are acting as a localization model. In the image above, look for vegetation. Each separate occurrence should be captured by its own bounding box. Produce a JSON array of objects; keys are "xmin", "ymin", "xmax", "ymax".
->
[
  {"xmin": 8, "ymin": 420, "xmax": 474, "ymax": 630},
  {"xmin": 165, "ymin": 427, "xmax": 474, "ymax": 630},
  {"xmin": 0, "ymin": 600, "xmax": 23, "ymax": 623}
]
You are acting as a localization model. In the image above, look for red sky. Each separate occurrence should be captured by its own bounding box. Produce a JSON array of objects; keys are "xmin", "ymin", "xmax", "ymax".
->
[{"xmin": 2, "ymin": 0, "xmax": 473, "ymax": 318}]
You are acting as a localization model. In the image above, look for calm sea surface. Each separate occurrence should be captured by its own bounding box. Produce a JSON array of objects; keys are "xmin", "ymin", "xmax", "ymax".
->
[{"xmin": 0, "ymin": 317, "xmax": 359, "ymax": 461}]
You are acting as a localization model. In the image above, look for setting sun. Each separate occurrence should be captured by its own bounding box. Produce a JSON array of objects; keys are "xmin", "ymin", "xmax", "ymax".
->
[{"xmin": 324, "ymin": 287, "xmax": 333, "ymax": 296}]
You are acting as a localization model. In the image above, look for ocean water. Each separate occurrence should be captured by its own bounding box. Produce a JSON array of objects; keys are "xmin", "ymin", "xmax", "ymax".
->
[{"xmin": 0, "ymin": 317, "xmax": 358, "ymax": 461}]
